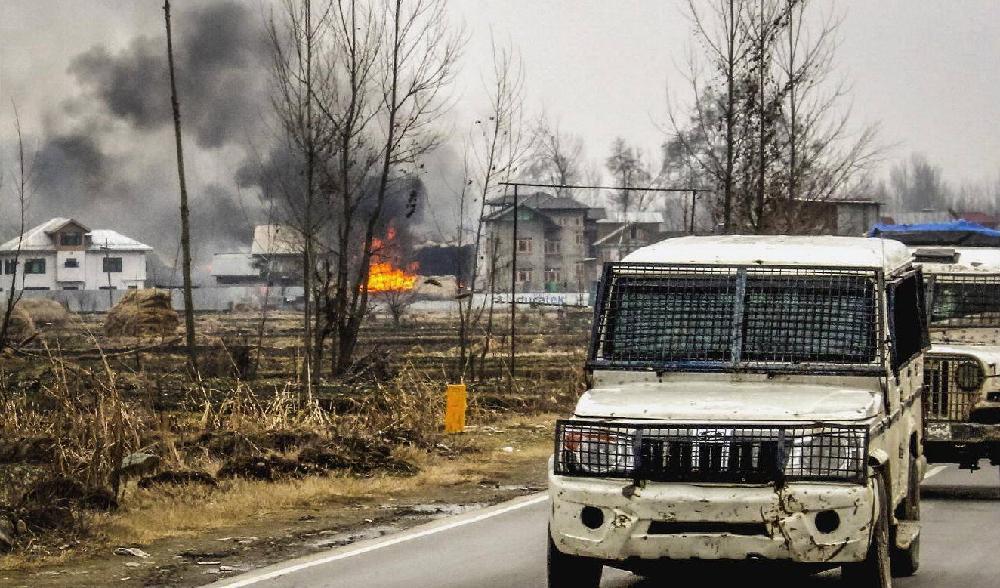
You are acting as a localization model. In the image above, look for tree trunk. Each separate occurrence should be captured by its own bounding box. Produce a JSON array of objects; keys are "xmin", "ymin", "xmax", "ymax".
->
[{"xmin": 163, "ymin": 0, "xmax": 197, "ymax": 371}]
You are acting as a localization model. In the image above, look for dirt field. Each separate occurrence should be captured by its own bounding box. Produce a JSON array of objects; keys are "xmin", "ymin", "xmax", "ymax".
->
[{"xmin": 0, "ymin": 305, "xmax": 590, "ymax": 585}]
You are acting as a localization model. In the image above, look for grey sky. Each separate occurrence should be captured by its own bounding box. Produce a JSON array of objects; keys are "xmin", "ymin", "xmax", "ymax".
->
[{"xmin": 0, "ymin": 0, "xmax": 998, "ymax": 236}]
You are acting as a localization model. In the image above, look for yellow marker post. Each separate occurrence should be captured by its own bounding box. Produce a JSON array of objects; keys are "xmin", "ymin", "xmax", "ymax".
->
[{"xmin": 444, "ymin": 383, "xmax": 467, "ymax": 433}]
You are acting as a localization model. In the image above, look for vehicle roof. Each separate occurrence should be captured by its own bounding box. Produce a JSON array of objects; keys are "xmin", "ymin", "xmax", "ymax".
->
[
  {"xmin": 911, "ymin": 246, "xmax": 1000, "ymax": 274},
  {"xmin": 622, "ymin": 235, "xmax": 912, "ymax": 272}
]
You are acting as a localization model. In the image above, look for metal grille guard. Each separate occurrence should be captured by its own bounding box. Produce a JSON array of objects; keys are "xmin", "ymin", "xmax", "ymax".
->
[{"xmin": 555, "ymin": 420, "xmax": 870, "ymax": 485}]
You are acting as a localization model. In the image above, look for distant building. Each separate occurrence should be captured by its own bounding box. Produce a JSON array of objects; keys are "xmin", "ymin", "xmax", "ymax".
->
[
  {"xmin": 211, "ymin": 224, "xmax": 304, "ymax": 286},
  {"xmin": 794, "ymin": 198, "xmax": 882, "ymax": 236},
  {"xmin": 481, "ymin": 192, "xmax": 604, "ymax": 293},
  {"xmin": 592, "ymin": 211, "xmax": 675, "ymax": 267},
  {"xmin": 0, "ymin": 218, "xmax": 151, "ymax": 292}
]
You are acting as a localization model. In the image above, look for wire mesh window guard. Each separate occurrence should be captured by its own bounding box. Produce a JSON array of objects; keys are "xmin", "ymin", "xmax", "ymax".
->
[
  {"xmin": 589, "ymin": 263, "xmax": 883, "ymax": 374},
  {"xmin": 928, "ymin": 274, "xmax": 1000, "ymax": 327},
  {"xmin": 554, "ymin": 420, "xmax": 869, "ymax": 484},
  {"xmin": 923, "ymin": 355, "xmax": 983, "ymax": 422}
]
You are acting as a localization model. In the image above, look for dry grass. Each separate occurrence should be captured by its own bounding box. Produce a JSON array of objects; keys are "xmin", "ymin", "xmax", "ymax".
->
[{"xmin": 90, "ymin": 414, "xmax": 555, "ymax": 546}]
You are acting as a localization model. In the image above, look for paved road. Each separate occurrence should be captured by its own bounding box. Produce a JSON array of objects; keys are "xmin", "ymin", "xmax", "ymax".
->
[{"xmin": 216, "ymin": 464, "xmax": 1000, "ymax": 588}]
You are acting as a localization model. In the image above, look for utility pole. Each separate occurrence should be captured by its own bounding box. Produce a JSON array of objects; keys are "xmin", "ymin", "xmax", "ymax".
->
[
  {"xmin": 164, "ymin": 0, "xmax": 198, "ymax": 371},
  {"xmin": 508, "ymin": 184, "xmax": 519, "ymax": 394}
]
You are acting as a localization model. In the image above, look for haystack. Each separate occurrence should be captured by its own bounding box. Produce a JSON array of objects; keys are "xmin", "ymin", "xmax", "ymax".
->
[
  {"xmin": 2, "ymin": 305, "xmax": 35, "ymax": 340},
  {"xmin": 105, "ymin": 289, "xmax": 179, "ymax": 336},
  {"xmin": 16, "ymin": 298, "xmax": 74, "ymax": 327}
]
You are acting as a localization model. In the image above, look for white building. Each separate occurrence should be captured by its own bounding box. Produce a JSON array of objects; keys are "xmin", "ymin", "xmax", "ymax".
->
[{"xmin": 0, "ymin": 218, "xmax": 152, "ymax": 292}]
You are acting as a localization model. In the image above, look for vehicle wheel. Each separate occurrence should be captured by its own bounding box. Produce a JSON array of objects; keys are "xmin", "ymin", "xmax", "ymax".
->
[
  {"xmin": 891, "ymin": 454, "xmax": 921, "ymax": 577},
  {"xmin": 841, "ymin": 471, "xmax": 891, "ymax": 588},
  {"xmin": 547, "ymin": 530, "xmax": 602, "ymax": 588}
]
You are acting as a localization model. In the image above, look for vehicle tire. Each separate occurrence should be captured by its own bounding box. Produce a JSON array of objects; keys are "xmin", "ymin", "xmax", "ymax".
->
[
  {"xmin": 891, "ymin": 454, "xmax": 921, "ymax": 577},
  {"xmin": 841, "ymin": 471, "xmax": 891, "ymax": 588},
  {"xmin": 547, "ymin": 530, "xmax": 602, "ymax": 588}
]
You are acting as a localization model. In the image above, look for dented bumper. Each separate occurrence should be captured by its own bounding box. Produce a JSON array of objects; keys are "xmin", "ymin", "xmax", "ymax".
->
[{"xmin": 548, "ymin": 468, "xmax": 875, "ymax": 564}]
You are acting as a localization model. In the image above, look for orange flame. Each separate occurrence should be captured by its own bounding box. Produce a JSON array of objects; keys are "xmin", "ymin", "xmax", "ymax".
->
[
  {"xmin": 367, "ymin": 227, "xmax": 419, "ymax": 292},
  {"xmin": 368, "ymin": 261, "xmax": 419, "ymax": 292}
]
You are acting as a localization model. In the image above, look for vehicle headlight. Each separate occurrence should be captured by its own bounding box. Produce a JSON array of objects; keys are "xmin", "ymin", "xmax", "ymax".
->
[
  {"xmin": 559, "ymin": 425, "xmax": 635, "ymax": 475},
  {"xmin": 784, "ymin": 431, "xmax": 866, "ymax": 481},
  {"xmin": 955, "ymin": 360, "xmax": 984, "ymax": 392}
]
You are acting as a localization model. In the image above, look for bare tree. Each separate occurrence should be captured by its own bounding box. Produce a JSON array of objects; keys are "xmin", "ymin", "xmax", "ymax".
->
[
  {"xmin": 277, "ymin": 0, "xmax": 463, "ymax": 375},
  {"xmin": 605, "ymin": 137, "xmax": 652, "ymax": 215},
  {"xmin": 668, "ymin": 0, "xmax": 752, "ymax": 232},
  {"xmin": 771, "ymin": 0, "xmax": 880, "ymax": 231},
  {"xmin": 455, "ymin": 36, "xmax": 529, "ymax": 380},
  {"xmin": 163, "ymin": 0, "xmax": 198, "ymax": 370},
  {"xmin": 0, "ymin": 104, "xmax": 29, "ymax": 352},
  {"xmin": 266, "ymin": 0, "xmax": 339, "ymax": 389},
  {"xmin": 667, "ymin": 0, "xmax": 878, "ymax": 234},
  {"xmin": 525, "ymin": 116, "xmax": 584, "ymax": 196}
]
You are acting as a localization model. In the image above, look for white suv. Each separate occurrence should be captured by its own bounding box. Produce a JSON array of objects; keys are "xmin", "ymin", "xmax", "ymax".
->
[
  {"xmin": 907, "ymin": 246, "xmax": 1000, "ymax": 470},
  {"xmin": 548, "ymin": 236, "xmax": 927, "ymax": 588}
]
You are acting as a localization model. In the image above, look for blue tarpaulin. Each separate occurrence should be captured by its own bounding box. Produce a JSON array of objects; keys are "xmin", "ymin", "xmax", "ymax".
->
[{"xmin": 868, "ymin": 220, "xmax": 1000, "ymax": 246}]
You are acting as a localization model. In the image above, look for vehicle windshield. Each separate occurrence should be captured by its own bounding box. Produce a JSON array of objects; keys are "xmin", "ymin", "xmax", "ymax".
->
[
  {"xmin": 930, "ymin": 276, "xmax": 1000, "ymax": 327},
  {"xmin": 591, "ymin": 264, "xmax": 880, "ymax": 373}
]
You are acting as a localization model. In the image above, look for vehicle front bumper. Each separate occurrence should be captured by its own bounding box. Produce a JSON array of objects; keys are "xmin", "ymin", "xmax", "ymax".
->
[
  {"xmin": 925, "ymin": 421, "xmax": 1000, "ymax": 466},
  {"xmin": 925, "ymin": 421, "xmax": 1000, "ymax": 443},
  {"xmin": 549, "ymin": 467, "xmax": 875, "ymax": 564}
]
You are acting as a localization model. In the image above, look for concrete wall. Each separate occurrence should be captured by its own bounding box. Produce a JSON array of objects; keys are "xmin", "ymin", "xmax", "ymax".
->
[
  {"xmin": 0, "ymin": 251, "xmax": 146, "ymax": 291},
  {"xmin": 0, "ymin": 286, "xmax": 305, "ymax": 313}
]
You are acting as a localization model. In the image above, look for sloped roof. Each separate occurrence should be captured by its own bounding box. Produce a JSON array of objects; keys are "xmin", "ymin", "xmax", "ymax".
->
[
  {"xmin": 486, "ymin": 191, "xmax": 590, "ymax": 210},
  {"xmin": 87, "ymin": 229, "xmax": 153, "ymax": 251},
  {"xmin": 251, "ymin": 225, "xmax": 303, "ymax": 256},
  {"xmin": 597, "ymin": 211, "xmax": 665, "ymax": 224},
  {"xmin": 0, "ymin": 218, "xmax": 151, "ymax": 252},
  {"xmin": 212, "ymin": 253, "xmax": 259, "ymax": 277}
]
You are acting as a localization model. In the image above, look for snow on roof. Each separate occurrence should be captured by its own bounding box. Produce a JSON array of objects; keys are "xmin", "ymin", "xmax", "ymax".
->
[
  {"xmin": 251, "ymin": 225, "xmax": 303, "ymax": 256},
  {"xmin": 211, "ymin": 253, "xmax": 259, "ymax": 277},
  {"xmin": 622, "ymin": 235, "xmax": 912, "ymax": 272},
  {"xmin": 0, "ymin": 218, "xmax": 151, "ymax": 252},
  {"xmin": 87, "ymin": 229, "xmax": 153, "ymax": 251}
]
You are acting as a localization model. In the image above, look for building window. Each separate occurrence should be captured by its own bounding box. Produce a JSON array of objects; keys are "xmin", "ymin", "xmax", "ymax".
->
[
  {"xmin": 3, "ymin": 260, "xmax": 16, "ymax": 275},
  {"xmin": 24, "ymin": 287, "xmax": 50, "ymax": 291},
  {"xmin": 62, "ymin": 286, "xmax": 79, "ymax": 291},
  {"xmin": 629, "ymin": 226, "xmax": 639, "ymax": 239},
  {"xmin": 575, "ymin": 216, "xmax": 582, "ymax": 226},
  {"xmin": 102, "ymin": 257, "xmax": 123, "ymax": 273},
  {"xmin": 64, "ymin": 258, "xmax": 79, "ymax": 268},
  {"xmin": 544, "ymin": 268, "xmax": 562, "ymax": 283},
  {"xmin": 544, "ymin": 240, "xmax": 561, "ymax": 254},
  {"xmin": 516, "ymin": 209, "xmax": 532, "ymax": 221},
  {"xmin": 575, "ymin": 232, "xmax": 584, "ymax": 245},
  {"xmin": 24, "ymin": 259, "xmax": 45, "ymax": 274},
  {"xmin": 516, "ymin": 238, "xmax": 532, "ymax": 253},
  {"xmin": 516, "ymin": 269, "xmax": 532, "ymax": 283},
  {"xmin": 99, "ymin": 286, "xmax": 117, "ymax": 291},
  {"xmin": 60, "ymin": 232, "xmax": 83, "ymax": 246}
]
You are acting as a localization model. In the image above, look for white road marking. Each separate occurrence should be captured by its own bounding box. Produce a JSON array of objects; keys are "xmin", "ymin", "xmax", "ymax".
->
[
  {"xmin": 924, "ymin": 465, "xmax": 947, "ymax": 480},
  {"xmin": 214, "ymin": 493, "xmax": 550, "ymax": 587}
]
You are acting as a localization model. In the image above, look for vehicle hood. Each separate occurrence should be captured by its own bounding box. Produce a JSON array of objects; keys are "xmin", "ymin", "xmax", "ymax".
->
[
  {"xmin": 575, "ymin": 380, "xmax": 881, "ymax": 423},
  {"xmin": 928, "ymin": 344, "xmax": 1000, "ymax": 376}
]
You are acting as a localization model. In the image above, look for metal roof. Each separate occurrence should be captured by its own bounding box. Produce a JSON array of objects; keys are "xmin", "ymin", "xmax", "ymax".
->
[
  {"xmin": 622, "ymin": 235, "xmax": 912, "ymax": 272},
  {"xmin": 0, "ymin": 218, "xmax": 152, "ymax": 252},
  {"xmin": 486, "ymin": 191, "xmax": 590, "ymax": 210}
]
